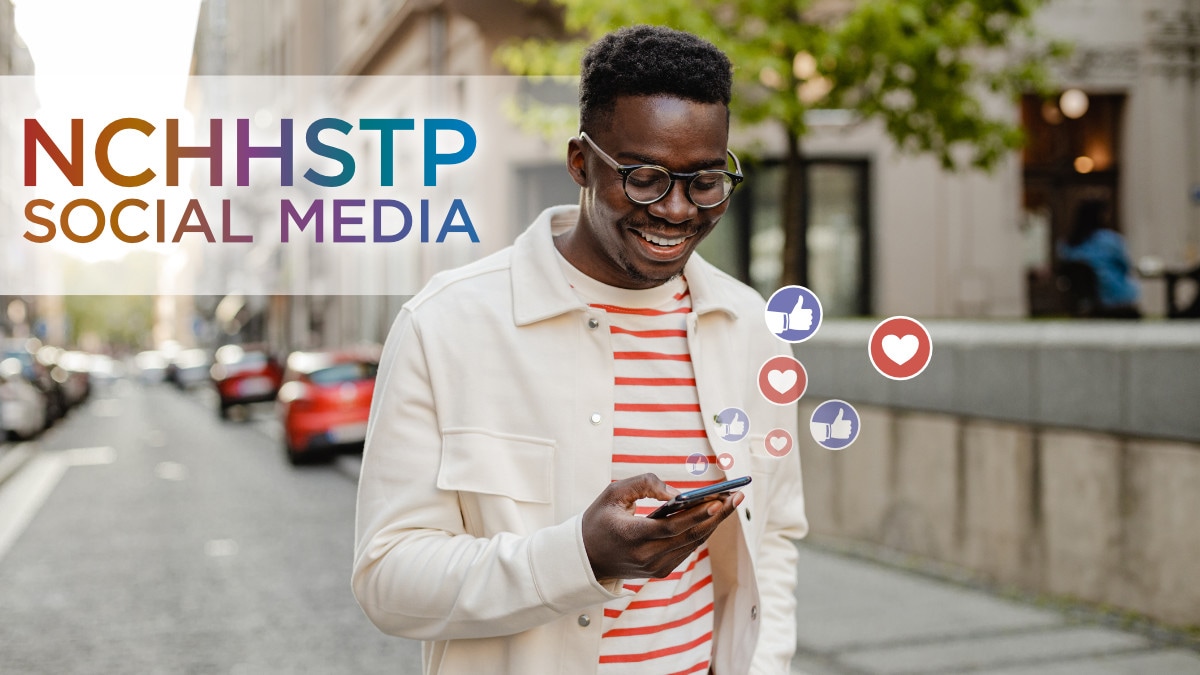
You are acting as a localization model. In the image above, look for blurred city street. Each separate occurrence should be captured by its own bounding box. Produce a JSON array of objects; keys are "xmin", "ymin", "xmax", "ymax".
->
[
  {"xmin": 0, "ymin": 377, "xmax": 421, "ymax": 674},
  {"xmin": 1, "ymin": 376, "xmax": 1197, "ymax": 675}
]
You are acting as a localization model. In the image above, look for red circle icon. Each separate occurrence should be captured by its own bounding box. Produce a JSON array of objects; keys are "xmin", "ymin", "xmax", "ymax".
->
[
  {"xmin": 758, "ymin": 356, "xmax": 807, "ymax": 405},
  {"xmin": 764, "ymin": 428, "xmax": 794, "ymax": 457},
  {"xmin": 716, "ymin": 452, "xmax": 735, "ymax": 472},
  {"xmin": 869, "ymin": 316, "xmax": 932, "ymax": 380}
]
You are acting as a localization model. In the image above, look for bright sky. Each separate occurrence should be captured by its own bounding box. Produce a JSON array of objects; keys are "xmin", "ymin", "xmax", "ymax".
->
[
  {"xmin": 14, "ymin": 0, "xmax": 201, "ymax": 113},
  {"xmin": 12, "ymin": 0, "xmax": 203, "ymax": 263}
]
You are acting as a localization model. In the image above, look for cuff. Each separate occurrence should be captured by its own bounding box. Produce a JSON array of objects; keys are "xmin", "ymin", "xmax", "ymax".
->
[{"xmin": 528, "ymin": 514, "xmax": 627, "ymax": 612}]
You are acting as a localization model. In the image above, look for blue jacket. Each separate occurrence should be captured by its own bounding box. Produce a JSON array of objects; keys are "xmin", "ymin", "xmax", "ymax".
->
[{"xmin": 1058, "ymin": 230, "xmax": 1140, "ymax": 307}]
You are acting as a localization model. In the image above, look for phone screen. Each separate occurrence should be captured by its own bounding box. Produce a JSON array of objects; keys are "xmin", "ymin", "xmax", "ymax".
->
[{"xmin": 646, "ymin": 476, "xmax": 751, "ymax": 519}]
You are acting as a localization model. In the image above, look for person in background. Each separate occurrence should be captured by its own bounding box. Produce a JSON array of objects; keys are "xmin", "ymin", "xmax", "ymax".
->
[{"xmin": 1058, "ymin": 199, "xmax": 1141, "ymax": 318}]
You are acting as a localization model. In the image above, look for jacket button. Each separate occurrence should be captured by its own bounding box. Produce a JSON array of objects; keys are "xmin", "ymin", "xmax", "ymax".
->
[
  {"xmin": 744, "ymin": 509, "xmax": 752, "ymax": 521},
  {"xmin": 587, "ymin": 318, "xmax": 599, "ymax": 329},
  {"xmin": 590, "ymin": 413, "xmax": 602, "ymax": 425},
  {"xmin": 578, "ymin": 614, "xmax": 591, "ymax": 627},
  {"xmin": 750, "ymin": 605, "xmax": 758, "ymax": 620}
]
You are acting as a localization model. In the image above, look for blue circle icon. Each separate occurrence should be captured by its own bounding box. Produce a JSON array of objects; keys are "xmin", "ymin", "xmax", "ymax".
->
[
  {"xmin": 686, "ymin": 452, "xmax": 709, "ymax": 476},
  {"xmin": 765, "ymin": 286, "xmax": 823, "ymax": 343},
  {"xmin": 809, "ymin": 400, "xmax": 860, "ymax": 450},
  {"xmin": 715, "ymin": 407, "xmax": 750, "ymax": 442}
]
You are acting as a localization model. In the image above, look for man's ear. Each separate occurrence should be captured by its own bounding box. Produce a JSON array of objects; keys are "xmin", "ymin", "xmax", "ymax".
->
[{"xmin": 566, "ymin": 138, "xmax": 588, "ymax": 188}]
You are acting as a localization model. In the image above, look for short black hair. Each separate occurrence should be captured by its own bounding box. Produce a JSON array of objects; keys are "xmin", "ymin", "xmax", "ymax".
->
[{"xmin": 579, "ymin": 25, "xmax": 733, "ymax": 133}]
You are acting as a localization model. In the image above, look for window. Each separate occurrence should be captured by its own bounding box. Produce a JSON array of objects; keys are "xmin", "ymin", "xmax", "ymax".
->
[{"xmin": 732, "ymin": 159, "xmax": 871, "ymax": 316}]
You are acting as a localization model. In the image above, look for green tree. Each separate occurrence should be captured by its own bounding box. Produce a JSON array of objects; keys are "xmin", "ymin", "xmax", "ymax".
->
[{"xmin": 497, "ymin": 0, "xmax": 1066, "ymax": 288}]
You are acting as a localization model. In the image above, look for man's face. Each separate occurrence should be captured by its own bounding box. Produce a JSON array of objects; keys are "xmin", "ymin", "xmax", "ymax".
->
[{"xmin": 564, "ymin": 95, "xmax": 732, "ymax": 290}]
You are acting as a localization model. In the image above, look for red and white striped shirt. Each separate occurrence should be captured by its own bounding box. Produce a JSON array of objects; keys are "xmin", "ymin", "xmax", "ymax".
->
[{"xmin": 558, "ymin": 253, "xmax": 723, "ymax": 675}]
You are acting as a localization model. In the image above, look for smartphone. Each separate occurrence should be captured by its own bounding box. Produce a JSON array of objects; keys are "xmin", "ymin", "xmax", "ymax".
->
[{"xmin": 646, "ymin": 476, "xmax": 751, "ymax": 519}]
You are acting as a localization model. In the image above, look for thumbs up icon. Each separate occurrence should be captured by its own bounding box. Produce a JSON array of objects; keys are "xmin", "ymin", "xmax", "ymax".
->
[{"xmin": 809, "ymin": 400, "xmax": 860, "ymax": 449}]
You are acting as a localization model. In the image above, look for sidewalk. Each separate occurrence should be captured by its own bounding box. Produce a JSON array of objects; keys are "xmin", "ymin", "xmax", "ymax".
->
[
  {"xmin": 334, "ymin": 452, "xmax": 1200, "ymax": 673},
  {"xmin": 790, "ymin": 541, "xmax": 1200, "ymax": 674}
]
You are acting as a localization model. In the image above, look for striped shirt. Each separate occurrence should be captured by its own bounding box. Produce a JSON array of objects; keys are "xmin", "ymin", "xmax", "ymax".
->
[{"xmin": 556, "ymin": 251, "xmax": 723, "ymax": 675}]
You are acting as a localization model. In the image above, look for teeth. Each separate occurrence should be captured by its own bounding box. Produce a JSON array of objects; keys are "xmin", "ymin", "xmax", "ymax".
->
[{"xmin": 638, "ymin": 231, "xmax": 688, "ymax": 247}]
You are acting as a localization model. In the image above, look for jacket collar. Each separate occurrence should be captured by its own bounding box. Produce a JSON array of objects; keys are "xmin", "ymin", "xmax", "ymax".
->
[{"xmin": 511, "ymin": 205, "xmax": 741, "ymax": 326}]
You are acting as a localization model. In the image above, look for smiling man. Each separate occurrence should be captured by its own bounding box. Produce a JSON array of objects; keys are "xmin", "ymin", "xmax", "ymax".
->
[{"xmin": 353, "ymin": 25, "xmax": 807, "ymax": 674}]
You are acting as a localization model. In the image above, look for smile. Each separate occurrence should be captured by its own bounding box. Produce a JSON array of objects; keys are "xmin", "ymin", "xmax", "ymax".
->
[{"xmin": 635, "ymin": 229, "xmax": 692, "ymax": 247}]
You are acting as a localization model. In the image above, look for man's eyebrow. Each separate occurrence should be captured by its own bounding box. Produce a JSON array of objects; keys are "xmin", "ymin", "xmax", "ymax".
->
[{"xmin": 616, "ymin": 150, "xmax": 729, "ymax": 171}]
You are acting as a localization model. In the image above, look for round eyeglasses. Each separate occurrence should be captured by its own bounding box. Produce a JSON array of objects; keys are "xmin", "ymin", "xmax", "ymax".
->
[{"xmin": 579, "ymin": 132, "xmax": 744, "ymax": 209}]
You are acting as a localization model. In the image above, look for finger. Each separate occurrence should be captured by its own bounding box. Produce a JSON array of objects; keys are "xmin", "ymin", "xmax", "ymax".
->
[
  {"xmin": 661, "ymin": 492, "xmax": 739, "ymax": 536},
  {"xmin": 706, "ymin": 490, "xmax": 744, "ymax": 516},
  {"xmin": 610, "ymin": 473, "xmax": 678, "ymax": 507},
  {"xmin": 659, "ymin": 494, "xmax": 741, "ymax": 558}
]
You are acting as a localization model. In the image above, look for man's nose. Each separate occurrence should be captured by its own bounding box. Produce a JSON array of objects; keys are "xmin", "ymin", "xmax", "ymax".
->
[{"xmin": 647, "ymin": 179, "xmax": 697, "ymax": 225}]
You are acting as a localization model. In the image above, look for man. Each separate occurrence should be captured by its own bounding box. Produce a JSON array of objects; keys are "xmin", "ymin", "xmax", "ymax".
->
[{"xmin": 353, "ymin": 25, "xmax": 807, "ymax": 674}]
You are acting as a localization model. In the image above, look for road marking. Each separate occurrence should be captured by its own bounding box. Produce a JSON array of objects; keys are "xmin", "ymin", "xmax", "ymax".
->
[
  {"xmin": 0, "ymin": 445, "xmax": 117, "ymax": 563},
  {"xmin": 204, "ymin": 539, "xmax": 239, "ymax": 557},
  {"xmin": 0, "ymin": 453, "xmax": 68, "ymax": 562},
  {"xmin": 65, "ymin": 446, "xmax": 117, "ymax": 466},
  {"xmin": 89, "ymin": 399, "xmax": 123, "ymax": 418},
  {"xmin": 154, "ymin": 462, "xmax": 188, "ymax": 481},
  {"xmin": 0, "ymin": 442, "xmax": 36, "ymax": 485}
]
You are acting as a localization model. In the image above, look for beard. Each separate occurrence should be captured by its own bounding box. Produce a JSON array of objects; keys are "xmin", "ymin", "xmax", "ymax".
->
[{"xmin": 611, "ymin": 212, "xmax": 706, "ymax": 286}]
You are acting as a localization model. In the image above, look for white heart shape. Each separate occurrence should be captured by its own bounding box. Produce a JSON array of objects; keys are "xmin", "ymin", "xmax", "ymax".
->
[
  {"xmin": 882, "ymin": 334, "xmax": 919, "ymax": 365},
  {"xmin": 767, "ymin": 369, "xmax": 797, "ymax": 394},
  {"xmin": 769, "ymin": 435, "xmax": 788, "ymax": 451},
  {"xmin": 718, "ymin": 454, "xmax": 733, "ymax": 468}
]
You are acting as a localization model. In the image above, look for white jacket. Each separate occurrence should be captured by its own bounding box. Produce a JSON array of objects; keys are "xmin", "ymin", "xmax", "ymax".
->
[{"xmin": 353, "ymin": 205, "xmax": 808, "ymax": 674}]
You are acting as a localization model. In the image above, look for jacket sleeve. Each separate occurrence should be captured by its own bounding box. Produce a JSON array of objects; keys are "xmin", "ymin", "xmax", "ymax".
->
[
  {"xmin": 351, "ymin": 307, "xmax": 622, "ymax": 640},
  {"xmin": 751, "ymin": 340, "xmax": 809, "ymax": 674}
]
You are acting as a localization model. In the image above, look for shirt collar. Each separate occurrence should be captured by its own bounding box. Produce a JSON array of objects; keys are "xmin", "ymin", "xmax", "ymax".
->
[{"xmin": 510, "ymin": 205, "xmax": 740, "ymax": 326}]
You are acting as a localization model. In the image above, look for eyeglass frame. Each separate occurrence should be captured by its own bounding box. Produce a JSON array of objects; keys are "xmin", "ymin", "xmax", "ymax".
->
[{"xmin": 578, "ymin": 131, "xmax": 745, "ymax": 209}]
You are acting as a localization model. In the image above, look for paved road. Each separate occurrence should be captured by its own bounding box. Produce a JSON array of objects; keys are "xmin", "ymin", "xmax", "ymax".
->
[
  {"xmin": 0, "ymin": 379, "xmax": 422, "ymax": 674},
  {"xmin": 1, "ymin": 379, "xmax": 1197, "ymax": 674}
]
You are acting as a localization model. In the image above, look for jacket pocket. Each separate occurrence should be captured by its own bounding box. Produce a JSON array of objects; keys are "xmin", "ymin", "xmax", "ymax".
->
[
  {"xmin": 747, "ymin": 433, "xmax": 784, "ymax": 475},
  {"xmin": 438, "ymin": 428, "xmax": 555, "ymax": 504}
]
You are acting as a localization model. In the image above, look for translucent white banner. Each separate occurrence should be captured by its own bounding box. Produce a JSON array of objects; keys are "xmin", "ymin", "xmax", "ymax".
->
[{"xmin": 0, "ymin": 75, "xmax": 581, "ymax": 295}]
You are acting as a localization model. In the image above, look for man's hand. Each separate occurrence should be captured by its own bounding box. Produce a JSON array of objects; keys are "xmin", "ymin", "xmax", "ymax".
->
[{"xmin": 582, "ymin": 473, "xmax": 743, "ymax": 582}]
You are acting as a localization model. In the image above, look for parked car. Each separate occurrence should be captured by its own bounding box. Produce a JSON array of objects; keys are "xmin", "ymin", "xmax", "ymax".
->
[
  {"xmin": 276, "ymin": 350, "xmax": 378, "ymax": 465},
  {"xmin": 0, "ymin": 357, "xmax": 47, "ymax": 440},
  {"xmin": 56, "ymin": 350, "xmax": 93, "ymax": 406},
  {"xmin": 211, "ymin": 344, "xmax": 283, "ymax": 419},
  {"xmin": 166, "ymin": 349, "xmax": 212, "ymax": 390},
  {"xmin": 2, "ymin": 345, "xmax": 66, "ymax": 426},
  {"xmin": 134, "ymin": 350, "xmax": 170, "ymax": 383},
  {"xmin": 86, "ymin": 354, "xmax": 123, "ymax": 393}
]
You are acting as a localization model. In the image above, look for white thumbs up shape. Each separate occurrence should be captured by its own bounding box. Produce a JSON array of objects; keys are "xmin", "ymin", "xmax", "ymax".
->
[{"xmin": 810, "ymin": 407, "xmax": 853, "ymax": 442}]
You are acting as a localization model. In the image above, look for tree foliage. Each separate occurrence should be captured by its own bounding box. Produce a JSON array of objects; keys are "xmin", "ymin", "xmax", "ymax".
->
[
  {"xmin": 496, "ymin": 0, "xmax": 1068, "ymax": 287},
  {"xmin": 497, "ymin": 0, "xmax": 1067, "ymax": 171}
]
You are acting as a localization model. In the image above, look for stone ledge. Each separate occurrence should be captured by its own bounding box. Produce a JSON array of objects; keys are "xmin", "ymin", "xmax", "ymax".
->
[{"xmin": 794, "ymin": 320, "xmax": 1200, "ymax": 442}]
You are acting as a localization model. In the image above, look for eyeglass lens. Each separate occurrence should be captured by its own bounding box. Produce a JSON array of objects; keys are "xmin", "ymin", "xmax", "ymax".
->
[{"xmin": 625, "ymin": 167, "xmax": 734, "ymax": 207}]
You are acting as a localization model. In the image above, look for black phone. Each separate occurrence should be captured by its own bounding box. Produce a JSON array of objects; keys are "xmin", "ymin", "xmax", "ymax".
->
[{"xmin": 646, "ymin": 476, "xmax": 751, "ymax": 519}]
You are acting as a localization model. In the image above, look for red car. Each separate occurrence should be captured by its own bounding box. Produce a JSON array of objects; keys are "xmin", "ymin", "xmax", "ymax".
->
[
  {"xmin": 210, "ymin": 344, "xmax": 284, "ymax": 419},
  {"xmin": 276, "ymin": 350, "xmax": 378, "ymax": 464}
]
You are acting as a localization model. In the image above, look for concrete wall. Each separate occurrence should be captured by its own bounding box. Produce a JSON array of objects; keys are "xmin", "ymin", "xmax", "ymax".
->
[
  {"xmin": 797, "ymin": 320, "xmax": 1200, "ymax": 442},
  {"xmin": 795, "ymin": 320, "xmax": 1200, "ymax": 627}
]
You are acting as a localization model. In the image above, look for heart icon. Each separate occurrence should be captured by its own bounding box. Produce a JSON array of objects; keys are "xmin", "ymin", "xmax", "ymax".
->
[
  {"xmin": 767, "ymin": 369, "xmax": 797, "ymax": 394},
  {"xmin": 881, "ymin": 334, "xmax": 919, "ymax": 365},
  {"xmin": 717, "ymin": 453, "xmax": 734, "ymax": 470},
  {"xmin": 770, "ymin": 436, "xmax": 787, "ymax": 451}
]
